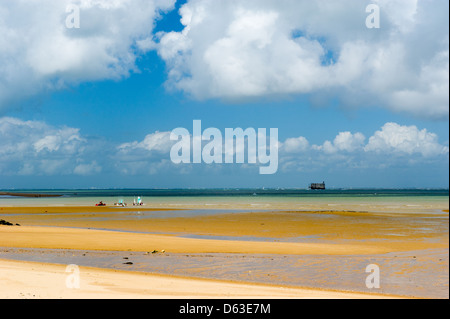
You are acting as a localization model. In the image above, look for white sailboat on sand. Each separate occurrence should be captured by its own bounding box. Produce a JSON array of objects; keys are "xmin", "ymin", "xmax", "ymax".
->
[
  {"xmin": 133, "ymin": 196, "xmax": 144, "ymax": 206},
  {"xmin": 114, "ymin": 198, "xmax": 127, "ymax": 206}
]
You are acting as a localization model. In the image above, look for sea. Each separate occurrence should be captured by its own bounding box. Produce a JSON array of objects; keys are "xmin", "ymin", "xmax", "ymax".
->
[{"xmin": 0, "ymin": 188, "xmax": 448, "ymax": 212}]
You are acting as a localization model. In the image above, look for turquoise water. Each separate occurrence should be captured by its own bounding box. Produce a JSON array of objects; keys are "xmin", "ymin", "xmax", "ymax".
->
[{"xmin": 0, "ymin": 189, "xmax": 448, "ymax": 212}]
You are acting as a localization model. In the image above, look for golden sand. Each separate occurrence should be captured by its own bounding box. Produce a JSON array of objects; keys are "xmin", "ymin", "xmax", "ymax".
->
[
  {"xmin": 1, "ymin": 206, "xmax": 448, "ymax": 254},
  {"xmin": 0, "ymin": 225, "xmax": 411, "ymax": 255}
]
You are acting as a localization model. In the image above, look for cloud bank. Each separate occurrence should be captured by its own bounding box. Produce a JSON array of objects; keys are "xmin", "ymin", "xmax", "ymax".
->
[
  {"xmin": 1, "ymin": 117, "xmax": 446, "ymax": 179},
  {"xmin": 0, "ymin": 117, "xmax": 96, "ymax": 176}
]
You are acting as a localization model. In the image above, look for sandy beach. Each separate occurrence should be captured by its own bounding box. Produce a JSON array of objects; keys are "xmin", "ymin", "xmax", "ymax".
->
[
  {"xmin": 1, "ymin": 258, "xmax": 401, "ymax": 299},
  {"xmin": 0, "ymin": 202, "xmax": 448, "ymax": 299}
]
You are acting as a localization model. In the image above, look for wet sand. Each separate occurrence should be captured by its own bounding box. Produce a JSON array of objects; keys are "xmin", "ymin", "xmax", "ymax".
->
[
  {"xmin": 0, "ymin": 205, "xmax": 448, "ymax": 298},
  {"xmin": 1, "ymin": 207, "xmax": 447, "ymax": 253}
]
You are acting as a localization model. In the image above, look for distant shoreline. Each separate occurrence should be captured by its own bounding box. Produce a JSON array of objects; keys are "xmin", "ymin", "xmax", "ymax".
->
[
  {"xmin": 1, "ymin": 188, "xmax": 448, "ymax": 197},
  {"xmin": 0, "ymin": 192, "xmax": 62, "ymax": 198}
]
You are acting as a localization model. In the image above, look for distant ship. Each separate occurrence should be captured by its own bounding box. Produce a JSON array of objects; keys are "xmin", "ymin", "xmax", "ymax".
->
[{"xmin": 309, "ymin": 181, "xmax": 326, "ymax": 190}]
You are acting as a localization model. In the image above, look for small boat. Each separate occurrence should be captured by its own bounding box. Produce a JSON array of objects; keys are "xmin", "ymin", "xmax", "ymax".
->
[
  {"xmin": 133, "ymin": 196, "xmax": 144, "ymax": 206},
  {"xmin": 114, "ymin": 198, "xmax": 127, "ymax": 207},
  {"xmin": 95, "ymin": 201, "xmax": 106, "ymax": 206}
]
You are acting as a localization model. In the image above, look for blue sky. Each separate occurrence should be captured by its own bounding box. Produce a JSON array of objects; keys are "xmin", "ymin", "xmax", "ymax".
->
[{"xmin": 0, "ymin": 0, "xmax": 448, "ymax": 189}]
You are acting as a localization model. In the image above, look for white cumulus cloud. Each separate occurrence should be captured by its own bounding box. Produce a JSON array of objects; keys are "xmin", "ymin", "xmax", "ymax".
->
[
  {"xmin": 281, "ymin": 136, "xmax": 310, "ymax": 153},
  {"xmin": 0, "ymin": 0, "xmax": 175, "ymax": 111},
  {"xmin": 313, "ymin": 132, "xmax": 366, "ymax": 154},
  {"xmin": 156, "ymin": 0, "xmax": 449, "ymax": 119},
  {"xmin": 0, "ymin": 117, "xmax": 92, "ymax": 175},
  {"xmin": 364, "ymin": 122, "xmax": 449, "ymax": 157},
  {"xmin": 118, "ymin": 131, "xmax": 174, "ymax": 154},
  {"xmin": 279, "ymin": 122, "xmax": 448, "ymax": 173}
]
